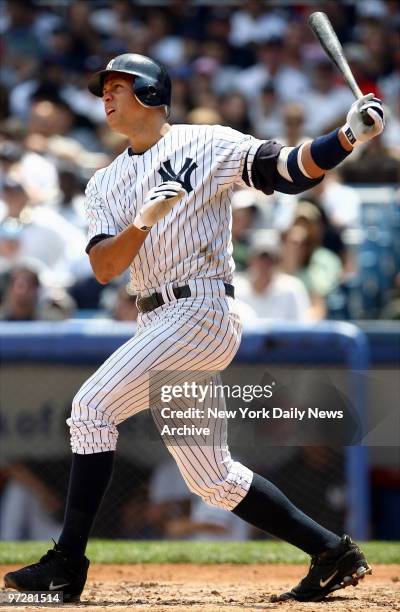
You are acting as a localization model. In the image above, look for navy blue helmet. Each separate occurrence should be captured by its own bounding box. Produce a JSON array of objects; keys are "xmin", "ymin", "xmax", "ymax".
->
[{"xmin": 88, "ymin": 53, "xmax": 171, "ymax": 110}]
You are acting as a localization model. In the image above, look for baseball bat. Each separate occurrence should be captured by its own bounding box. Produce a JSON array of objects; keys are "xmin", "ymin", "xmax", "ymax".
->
[{"xmin": 308, "ymin": 11, "xmax": 374, "ymax": 126}]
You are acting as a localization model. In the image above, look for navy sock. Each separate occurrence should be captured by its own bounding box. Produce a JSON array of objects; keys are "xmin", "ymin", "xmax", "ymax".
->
[
  {"xmin": 232, "ymin": 473, "xmax": 341, "ymax": 555},
  {"xmin": 58, "ymin": 451, "xmax": 115, "ymax": 557}
]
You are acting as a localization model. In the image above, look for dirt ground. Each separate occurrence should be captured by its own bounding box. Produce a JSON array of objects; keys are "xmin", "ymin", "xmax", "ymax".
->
[{"xmin": 1, "ymin": 563, "xmax": 399, "ymax": 612}]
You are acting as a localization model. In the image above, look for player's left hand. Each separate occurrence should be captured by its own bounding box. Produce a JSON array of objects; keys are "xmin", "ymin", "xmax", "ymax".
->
[{"xmin": 344, "ymin": 93, "xmax": 385, "ymax": 145}]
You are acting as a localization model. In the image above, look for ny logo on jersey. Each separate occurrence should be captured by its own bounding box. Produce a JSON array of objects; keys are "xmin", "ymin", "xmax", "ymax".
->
[{"xmin": 158, "ymin": 157, "xmax": 198, "ymax": 194}]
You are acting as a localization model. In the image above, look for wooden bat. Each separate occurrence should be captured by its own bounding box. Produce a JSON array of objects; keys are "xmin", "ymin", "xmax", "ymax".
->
[{"xmin": 308, "ymin": 11, "xmax": 374, "ymax": 126}]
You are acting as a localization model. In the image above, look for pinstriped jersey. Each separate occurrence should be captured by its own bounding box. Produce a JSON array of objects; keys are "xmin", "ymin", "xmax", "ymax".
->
[{"xmin": 85, "ymin": 124, "xmax": 265, "ymax": 294}]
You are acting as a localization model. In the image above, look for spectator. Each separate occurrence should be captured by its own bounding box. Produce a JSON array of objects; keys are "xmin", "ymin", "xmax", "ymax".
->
[
  {"xmin": 249, "ymin": 81, "xmax": 284, "ymax": 140},
  {"xmin": 305, "ymin": 171, "xmax": 361, "ymax": 231},
  {"xmin": 68, "ymin": 275, "xmax": 106, "ymax": 311},
  {"xmin": 27, "ymin": 98, "xmax": 100, "ymax": 152},
  {"xmin": 148, "ymin": 8, "xmax": 186, "ymax": 68},
  {"xmin": 218, "ymin": 91, "xmax": 251, "ymax": 133},
  {"xmin": 0, "ymin": 176, "xmax": 89, "ymax": 283},
  {"xmin": 112, "ymin": 286, "xmax": 138, "ymax": 322},
  {"xmin": 3, "ymin": 141, "xmax": 59, "ymax": 205},
  {"xmin": 2, "ymin": 0, "xmax": 43, "ymax": 63},
  {"xmin": 193, "ymin": 38, "xmax": 241, "ymax": 98},
  {"xmin": 0, "ymin": 263, "xmax": 74, "ymax": 321},
  {"xmin": 229, "ymin": 1, "xmax": 288, "ymax": 48},
  {"xmin": 234, "ymin": 231, "xmax": 310, "ymax": 321},
  {"xmin": 0, "ymin": 463, "xmax": 62, "ymax": 541},
  {"xmin": 186, "ymin": 107, "xmax": 221, "ymax": 125},
  {"xmin": 100, "ymin": 283, "xmax": 138, "ymax": 322},
  {"xmin": 231, "ymin": 189, "xmax": 263, "ymax": 272},
  {"xmin": 356, "ymin": 14, "xmax": 392, "ymax": 81},
  {"xmin": 55, "ymin": 164, "xmax": 87, "ymax": 230},
  {"xmin": 340, "ymin": 134, "xmax": 400, "ymax": 184},
  {"xmin": 278, "ymin": 102, "xmax": 309, "ymax": 146},
  {"xmin": 343, "ymin": 43, "xmax": 383, "ymax": 101},
  {"xmin": 281, "ymin": 203, "xmax": 342, "ymax": 320},
  {"xmin": 304, "ymin": 59, "xmax": 354, "ymax": 136},
  {"xmin": 235, "ymin": 36, "xmax": 310, "ymax": 103}
]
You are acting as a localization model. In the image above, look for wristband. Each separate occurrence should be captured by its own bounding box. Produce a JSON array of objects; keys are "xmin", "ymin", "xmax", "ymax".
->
[
  {"xmin": 310, "ymin": 128, "xmax": 352, "ymax": 171},
  {"xmin": 342, "ymin": 123, "xmax": 357, "ymax": 146}
]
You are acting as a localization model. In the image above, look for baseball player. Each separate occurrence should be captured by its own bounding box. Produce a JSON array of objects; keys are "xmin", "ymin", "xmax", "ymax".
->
[{"xmin": 5, "ymin": 54, "xmax": 384, "ymax": 603}]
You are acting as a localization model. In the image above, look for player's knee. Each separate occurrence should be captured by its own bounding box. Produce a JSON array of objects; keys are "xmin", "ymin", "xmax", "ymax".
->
[
  {"xmin": 193, "ymin": 479, "xmax": 231, "ymax": 509},
  {"xmin": 68, "ymin": 393, "xmax": 118, "ymax": 453},
  {"xmin": 188, "ymin": 460, "xmax": 253, "ymax": 511}
]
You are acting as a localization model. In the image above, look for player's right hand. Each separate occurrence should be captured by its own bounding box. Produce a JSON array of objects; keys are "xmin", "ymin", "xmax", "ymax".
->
[
  {"xmin": 343, "ymin": 93, "xmax": 385, "ymax": 145},
  {"xmin": 133, "ymin": 181, "xmax": 186, "ymax": 231}
]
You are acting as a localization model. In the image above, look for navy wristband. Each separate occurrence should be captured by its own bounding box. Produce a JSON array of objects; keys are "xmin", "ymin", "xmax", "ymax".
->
[{"xmin": 310, "ymin": 128, "xmax": 351, "ymax": 170}]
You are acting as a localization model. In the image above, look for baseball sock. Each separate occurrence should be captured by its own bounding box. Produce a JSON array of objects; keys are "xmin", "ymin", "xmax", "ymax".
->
[
  {"xmin": 57, "ymin": 451, "xmax": 115, "ymax": 558},
  {"xmin": 232, "ymin": 473, "xmax": 341, "ymax": 555}
]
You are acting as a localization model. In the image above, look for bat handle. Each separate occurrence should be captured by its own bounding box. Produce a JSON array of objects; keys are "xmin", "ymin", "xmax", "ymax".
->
[
  {"xmin": 352, "ymin": 81, "xmax": 375, "ymax": 127},
  {"xmin": 360, "ymin": 109, "xmax": 374, "ymax": 127}
]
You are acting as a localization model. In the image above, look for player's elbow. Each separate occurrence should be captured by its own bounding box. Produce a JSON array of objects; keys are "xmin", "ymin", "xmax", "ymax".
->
[
  {"xmin": 92, "ymin": 264, "xmax": 117, "ymax": 285},
  {"xmin": 89, "ymin": 255, "xmax": 116, "ymax": 284},
  {"xmin": 95, "ymin": 272, "xmax": 112, "ymax": 285}
]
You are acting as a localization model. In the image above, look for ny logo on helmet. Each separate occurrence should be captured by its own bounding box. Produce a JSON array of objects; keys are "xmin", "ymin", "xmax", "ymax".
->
[
  {"xmin": 106, "ymin": 59, "xmax": 116, "ymax": 70},
  {"xmin": 158, "ymin": 157, "xmax": 198, "ymax": 194}
]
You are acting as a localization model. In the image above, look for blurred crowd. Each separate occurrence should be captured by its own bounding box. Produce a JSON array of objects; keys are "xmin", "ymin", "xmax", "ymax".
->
[{"xmin": 0, "ymin": 0, "xmax": 399, "ymax": 323}]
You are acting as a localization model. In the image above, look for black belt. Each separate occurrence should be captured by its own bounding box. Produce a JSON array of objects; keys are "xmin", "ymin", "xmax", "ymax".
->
[{"xmin": 137, "ymin": 282, "xmax": 235, "ymax": 314}]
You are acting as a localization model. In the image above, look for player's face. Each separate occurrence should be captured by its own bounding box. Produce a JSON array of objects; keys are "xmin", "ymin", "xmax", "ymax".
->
[{"xmin": 102, "ymin": 73, "xmax": 142, "ymax": 133}]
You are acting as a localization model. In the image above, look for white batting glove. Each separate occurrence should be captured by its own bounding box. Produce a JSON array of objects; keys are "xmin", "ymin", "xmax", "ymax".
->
[
  {"xmin": 133, "ymin": 181, "xmax": 186, "ymax": 231},
  {"xmin": 342, "ymin": 93, "xmax": 385, "ymax": 146}
]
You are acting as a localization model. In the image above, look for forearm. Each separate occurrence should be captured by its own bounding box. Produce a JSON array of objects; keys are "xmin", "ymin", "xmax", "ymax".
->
[
  {"xmin": 299, "ymin": 128, "xmax": 353, "ymax": 179},
  {"xmin": 89, "ymin": 225, "xmax": 148, "ymax": 284}
]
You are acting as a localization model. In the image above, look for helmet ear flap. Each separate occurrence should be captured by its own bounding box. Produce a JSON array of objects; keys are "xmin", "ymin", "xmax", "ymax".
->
[{"xmin": 133, "ymin": 76, "xmax": 162, "ymax": 107}]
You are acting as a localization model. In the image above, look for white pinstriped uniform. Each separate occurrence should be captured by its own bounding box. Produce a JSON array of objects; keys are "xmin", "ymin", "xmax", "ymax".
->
[{"xmin": 68, "ymin": 124, "xmax": 264, "ymax": 510}]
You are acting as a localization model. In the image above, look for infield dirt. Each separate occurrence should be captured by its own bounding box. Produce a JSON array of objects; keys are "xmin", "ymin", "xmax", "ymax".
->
[{"xmin": 1, "ymin": 563, "xmax": 399, "ymax": 611}]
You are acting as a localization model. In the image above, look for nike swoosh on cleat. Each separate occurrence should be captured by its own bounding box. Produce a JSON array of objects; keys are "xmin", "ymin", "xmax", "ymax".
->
[
  {"xmin": 320, "ymin": 570, "xmax": 339, "ymax": 588},
  {"xmin": 49, "ymin": 581, "xmax": 69, "ymax": 590}
]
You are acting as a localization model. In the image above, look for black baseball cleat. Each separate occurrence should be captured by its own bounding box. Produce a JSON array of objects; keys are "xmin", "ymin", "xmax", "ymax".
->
[
  {"xmin": 4, "ymin": 544, "xmax": 90, "ymax": 603},
  {"xmin": 271, "ymin": 535, "xmax": 372, "ymax": 603}
]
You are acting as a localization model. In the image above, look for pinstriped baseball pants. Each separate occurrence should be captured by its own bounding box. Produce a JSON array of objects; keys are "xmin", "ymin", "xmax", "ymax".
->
[{"xmin": 67, "ymin": 280, "xmax": 253, "ymax": 511}]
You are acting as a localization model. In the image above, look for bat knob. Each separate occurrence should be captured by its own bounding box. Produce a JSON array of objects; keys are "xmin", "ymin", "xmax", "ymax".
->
[{"xmin": 361, "ymin": 109, "xmax": 374, "ymax": 126}]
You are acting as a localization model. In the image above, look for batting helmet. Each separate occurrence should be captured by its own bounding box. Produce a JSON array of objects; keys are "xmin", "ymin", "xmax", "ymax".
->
[{"xmin": 88, "ymin": 53, "xmax": 171, "ymax": 110}]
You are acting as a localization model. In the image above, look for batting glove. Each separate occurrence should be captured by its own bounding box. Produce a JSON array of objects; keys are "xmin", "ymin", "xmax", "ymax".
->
[
  {"xmin": 133, "ymin": 181, "xmax": 186, "ymax": 231},
  {"xmin": 342, "ymin": 93, "xmax": 385, "ymax": 146}
]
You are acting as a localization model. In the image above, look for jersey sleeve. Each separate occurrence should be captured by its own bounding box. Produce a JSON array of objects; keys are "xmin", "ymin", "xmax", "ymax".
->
[
  {"xmin": 213, "ymin": 125, "xmax": 264, "ymax": 186},
  {"xmin": 213, "ymin": 126, "xmax": 281, "ymax": 194},
  {"xmin": 84, "ymin": 175, "xmax": 119, "ymax": 244}
]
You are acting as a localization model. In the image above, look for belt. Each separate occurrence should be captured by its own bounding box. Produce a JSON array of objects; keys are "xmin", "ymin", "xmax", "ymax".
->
[{"xmin": 137, "ymin": 282, "xmax": 235, "ymax": 314}]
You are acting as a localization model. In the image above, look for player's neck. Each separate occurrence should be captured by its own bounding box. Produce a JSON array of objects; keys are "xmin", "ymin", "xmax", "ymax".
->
[{"xmin": 128, "ymin": 119, "xmax": 171, "ymax": 154}]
